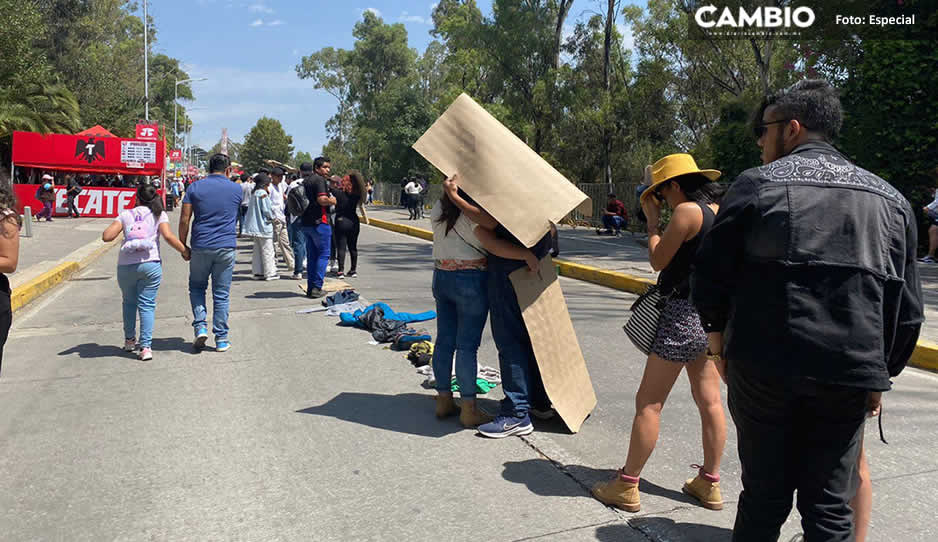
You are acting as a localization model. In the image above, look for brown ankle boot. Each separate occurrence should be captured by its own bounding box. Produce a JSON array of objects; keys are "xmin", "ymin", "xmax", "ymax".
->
[
  {"xmin": 459, "ymin": 404, "xmax": 493, "ymax": 428},
  {"xmin": 435, "ymin": 395, "xmax": 458, "ymax": 418},
  {"xmin": 682, "ymin": 469, "xmax": 723, "ymax": 510},
  {"xmin": 591, "ymin": 470, "xmax": 640, "ymax": 512}
]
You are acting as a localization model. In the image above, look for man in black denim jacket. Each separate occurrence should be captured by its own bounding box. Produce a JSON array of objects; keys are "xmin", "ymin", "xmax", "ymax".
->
[{"xmin": 691, "ymin": 80, "xmax": 924, "ymax": 541}]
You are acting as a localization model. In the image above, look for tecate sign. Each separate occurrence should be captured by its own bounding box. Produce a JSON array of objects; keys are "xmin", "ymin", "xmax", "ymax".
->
[{"xmin": 695, "ymin": 5, "xmax": 816, "ymax": 28}]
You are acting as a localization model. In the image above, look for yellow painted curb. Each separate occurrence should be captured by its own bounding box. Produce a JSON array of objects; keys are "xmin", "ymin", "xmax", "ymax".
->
[
  {"xmin": 367, "ymin": 217, "xmax": 938, "ymax": 372},
  {"xmin": 11, "ymin": 261, "xmax": 80, "ymax": 312},
  {"xmin": 367, "ymin": 218, "xmax": 434, "ymax": 242},
  {"xmin": 910, "ymin": 341, "xmax": 938, "ymax": 372}
]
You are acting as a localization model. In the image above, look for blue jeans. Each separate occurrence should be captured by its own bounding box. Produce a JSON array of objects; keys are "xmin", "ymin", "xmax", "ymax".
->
[
  {"xmin": 602, "ymin": 215, "xmax": 626, "ymax": 232},
  {"xmin": 117, "ymin": 261, "xmax": 162, "ymax": 348},
  {"xmin": 188, "ymin": 248, "xmax": 236, "ymax": 340},
  {"xmin": 302, "ymin": 223, "xmax": 332, "ymax": 291},
  {"xmin": 431, "ymin": 269, "xmax": 489, "ymax": 398},
  {"xmin": 488, "ymin": 267, "xmax": 550, "ymax": 417},
  {"xmin": 289, "ymin": 220, "xmax": 306, "ymax": 275}
]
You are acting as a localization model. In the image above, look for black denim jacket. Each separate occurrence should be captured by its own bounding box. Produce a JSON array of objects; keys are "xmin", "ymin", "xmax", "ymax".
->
[{"xmin": 691, "ymin": 142, "xmax": 924, "ymax": 391}]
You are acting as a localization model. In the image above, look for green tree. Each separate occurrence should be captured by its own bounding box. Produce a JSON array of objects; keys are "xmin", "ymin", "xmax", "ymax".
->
[
  {"xmin": 240, "ymin": 117, "xmax": 294, "ymax": 172},
  {"xmin": 294, "ymin": 151, "xmax": 314, "ymax": 166}
]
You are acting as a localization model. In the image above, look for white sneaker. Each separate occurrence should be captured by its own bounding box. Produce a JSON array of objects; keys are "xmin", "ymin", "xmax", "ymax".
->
[
  {"xmin": 138, "ymin": 347, "xmax": 153, "ymax": 361},
  {"xmin": 264, "ymin": 275, "xmax": 280, "ymax": 281}
]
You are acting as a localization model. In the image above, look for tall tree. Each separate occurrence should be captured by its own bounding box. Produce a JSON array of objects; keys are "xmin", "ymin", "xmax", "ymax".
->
[{"xmin": 240, "ymin": 117, "xmax": 294, "ymax": 172}]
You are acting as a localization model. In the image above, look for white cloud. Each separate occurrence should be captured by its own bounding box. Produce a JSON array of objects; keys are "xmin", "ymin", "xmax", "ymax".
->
[
  {"xmin": 248, "ymin": 3, "xmax": 273, "ymax": 13},
  {"xmin": 399, "ymin": 12, "xmax": 430, "ymax": 24},
  {"xmin": 268, "ymin": 19, "xmax": 284, "ymax": 26},
  {"xmin": 250, "ymin": 19, "xmax": 263, "ymax": 27},
  {"xmin": 364, "ymin": 7, "xmax": 381, "ymax": 17}
]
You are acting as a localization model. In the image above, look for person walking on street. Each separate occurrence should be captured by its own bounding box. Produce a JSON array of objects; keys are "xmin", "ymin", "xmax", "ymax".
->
[
  {"xmin": 287, "ymin": 168, "xmax": 307, "ymax": 280},
  {"xmin": 65, "ymin": 174, "xmax": 82, "ymax": 218},
  {"xmin": 691, "ymin": 80, "xmax": 924, "ymax": 542},
  {"xmin": 101, "ymin": 184, "xmax": 189, "ymax": 361},
  {"xmin": 35, "ymin": 175, "xmax": 55, "ymax": 221},
  {"xmin": 0, "ymin": 181, "xmax": 21, "ymax": 376},
  {"xmin": 242, "ymin": 173, "xmax": 278, "ymax": 280},
  {"xmin": 430, "ymin": 182, "xmax": 493, "ymax": 428},
  {"xmin": 238, "ymin": 172, "xmax": 252, "ymax": 237},
  {"xmin": 333, "ymin": 171, "xmax": 369, "ymax": 278},
  {"xmin": 300, "ymin": 156, "xmax": 336, "ymax": 298},
  {"xmin": 443, "ymin": 174, "xmax": 550, "ymax": 439},
  {"xmin": 268, "ymin": 167, "xmax": 295, "ymax": 270},
  {"xmin": 591, "ymin": 154, "xmax": 727, "ymax": 513},
  {"xmin": 178, "ymin": 153, "xmax": 243, "ymax": 352},
  {"xmin": 405, "ymin": 178, "xmax": 421, "ymax": 220}
]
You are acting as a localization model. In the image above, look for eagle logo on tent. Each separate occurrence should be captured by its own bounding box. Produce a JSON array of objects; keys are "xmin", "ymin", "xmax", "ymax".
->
[{"xmin": 75, "ymin": 138, "xmax": 106, "ymax": 163}]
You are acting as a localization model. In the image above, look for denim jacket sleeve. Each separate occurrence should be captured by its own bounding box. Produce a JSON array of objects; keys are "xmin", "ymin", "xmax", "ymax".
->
[
  {"xmin": 690, "ymin": 175, "xmax": 759, "ymax": 333},
  {"xmin": 887, "ymin": 203, "xmax": 925, "ymax": 377}
]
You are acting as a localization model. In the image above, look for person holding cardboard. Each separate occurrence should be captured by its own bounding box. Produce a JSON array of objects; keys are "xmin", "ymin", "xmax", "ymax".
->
[
  {"xmin": 591, "ymin": 154, "xmax": 727, "ymax": 513},
  {"xmin": 441, "ymin": 174, "xmax": 551, "ymax": 438}
]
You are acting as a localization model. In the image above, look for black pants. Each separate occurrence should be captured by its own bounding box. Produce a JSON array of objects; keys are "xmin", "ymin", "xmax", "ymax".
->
[
  {"xmin": 728, "ymin": 363, "xmax": 868, "ymax": 542},
  {"xmin": 334, "ymin": 217, "xmax": 360, "ymax": 273},
  {"xmin": 67, "ymin": 195, "xmax": 80, "ymax": 217},
  {"xmin": 0, "ymin": 283, "xmax": 11, "ymax": 376}
]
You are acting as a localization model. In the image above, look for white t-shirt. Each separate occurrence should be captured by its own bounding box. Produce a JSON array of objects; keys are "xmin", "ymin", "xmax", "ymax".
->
[
  {"xmin": 240, "ymin": 182, "xmax": 254, "ymax": 207},
  {"xmin": 430, "ymin": 200, "xmax": 487, "ymax": 265},
  {"xmin": 405, "ymin": 182, "xmax": 421, "ymax": 195},
  {"xmin": 269, "ymin": 181, "xmax": 287, "ymax": 221}
]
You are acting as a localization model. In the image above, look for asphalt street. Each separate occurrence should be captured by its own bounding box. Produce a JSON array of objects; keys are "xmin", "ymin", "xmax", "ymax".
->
[{"xmin": 2, "ymin": 221, "xmax": 936, "ymax": 541}]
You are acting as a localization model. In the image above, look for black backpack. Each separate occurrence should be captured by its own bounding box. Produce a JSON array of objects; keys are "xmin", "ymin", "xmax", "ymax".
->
[{"xmin": 287, "ymin": 183, "xmax": 310, "ymax": 216}]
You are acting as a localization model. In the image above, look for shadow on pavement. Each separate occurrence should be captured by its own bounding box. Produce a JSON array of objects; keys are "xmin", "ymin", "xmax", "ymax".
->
[
  {"xmin": 618, "ymin": 517, "xmax": 732, "ymax": 541},
  {"xmin": 246, "ymin": 291, "xmax": 299, "ymax": 299},
  {"xmin": 501, "ymin": 459, "xmax": 697, "ymax": 508},
  {"xmin": 58, "ymin": 337, "xmax": 191, "ymax": 358},
  {"xmin": 296, "ymin": 392, "xmax": 467, "ymax": 438}
]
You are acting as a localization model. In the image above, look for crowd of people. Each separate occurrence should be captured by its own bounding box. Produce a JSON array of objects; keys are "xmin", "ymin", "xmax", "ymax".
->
[{"xmin": 0, "ymin": 78, "xmax": 927, "ymax": 541}]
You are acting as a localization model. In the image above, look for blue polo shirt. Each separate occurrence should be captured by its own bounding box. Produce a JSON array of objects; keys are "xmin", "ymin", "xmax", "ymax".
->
[{"xmin": 182, "ymin": 174, "xmax": 243, "ymax": 249}]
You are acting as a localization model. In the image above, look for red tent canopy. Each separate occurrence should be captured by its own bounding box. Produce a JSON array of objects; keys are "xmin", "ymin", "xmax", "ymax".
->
[
  {"xmin": 76, "ymin": 125, "xmax": 117, "ymax": 138},
  {"xmin": 12, "ymin": 130, "xmax": 164, "ymax": 176}
]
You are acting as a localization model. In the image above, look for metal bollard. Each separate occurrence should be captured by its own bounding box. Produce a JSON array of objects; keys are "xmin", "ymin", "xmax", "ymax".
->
[{"xmin": 22, "ymin": 206, "xmax": 33, "ymax": 237}]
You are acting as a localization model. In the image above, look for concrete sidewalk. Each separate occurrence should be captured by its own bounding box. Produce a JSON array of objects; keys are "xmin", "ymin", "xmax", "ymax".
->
[{"xmin": 365, "ymin": 204, "xmax": 938, "ymax": 343}]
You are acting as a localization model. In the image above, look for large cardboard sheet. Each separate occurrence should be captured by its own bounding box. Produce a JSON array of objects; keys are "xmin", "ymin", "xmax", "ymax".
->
[
  {"xmin": 510, "ymin": 256, "xmax": 596, "ymax": 432},
  {"xmin": 413, "ymin": 94, "xmax": 591, "ymax": 248}
]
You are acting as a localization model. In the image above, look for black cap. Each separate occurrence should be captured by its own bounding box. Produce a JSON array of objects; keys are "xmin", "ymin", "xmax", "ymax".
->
[
  {"xmin": 299, "ymin": 162, "xmax": 313, "ymax": 173},
  {"xmin": 258, "ymin": 166, "xmax": 270, "ymax": 174},
  {"xmin": 271, "ymin": 166, "xmax": 286, "ymax": 176}
]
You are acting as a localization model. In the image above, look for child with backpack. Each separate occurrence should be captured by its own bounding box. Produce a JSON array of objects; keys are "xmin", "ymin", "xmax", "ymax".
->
[{"xmin": 101, "ymin": 184, "xmax": 190, "ymax": 360}]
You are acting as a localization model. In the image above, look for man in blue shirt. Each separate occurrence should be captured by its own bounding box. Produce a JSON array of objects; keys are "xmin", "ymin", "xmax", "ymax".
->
[{"xmin": 178, "ymin": 154, "xmax": 243, "ymax": 352}]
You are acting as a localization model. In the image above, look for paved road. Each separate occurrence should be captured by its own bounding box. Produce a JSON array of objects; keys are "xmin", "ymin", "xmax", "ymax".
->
[{"xmin": 2, "ymin": 224, "xmax": 936, "ymax": 541}]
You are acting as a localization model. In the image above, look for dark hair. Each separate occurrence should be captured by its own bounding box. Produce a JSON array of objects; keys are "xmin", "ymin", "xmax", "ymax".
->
[
  {"xmin": 136, "ymin": 183, "xmax": 164, "ymax": 219},
  {"xmin": 258, "ymin": 167, "xmax": 270, "ymax": 174},
  {"xmin": 342, "ymin": 170, "xmax": 366, "ymax": 196},
  {"xmin": 209, "ymin": 153, "xmax": 230, "ymax": 173},
  {"xmin": 253, "ymin": 173, "xmax": 271, "ymax": 193},
  {"xmin": 754, "ymin": 79, "xmax": 843, "ymax": 142},
  {"xmin": 607, "ymin": 193, "xmax": 617, "ymax": 199},
  {"xmin": 299, "ymin": 162, "xmax": 313, "ymax": 173},
  {"xmin": 0, "ymin": 178, "xmax": 22, "ymax": 228},
  {"xmin": 240, "ymin": 172, "xmax": 250, "ymax": 182},
  {"xmin": 435, "ymin": 191, "xmax": 462, "ymax": 235},
  {"xmin": 670, "ymin": 173, "xmax": 725, "ymax": 205},
  {"xmin": 313, "ymin": 156, "xmax": 330, "ymax": 170}
]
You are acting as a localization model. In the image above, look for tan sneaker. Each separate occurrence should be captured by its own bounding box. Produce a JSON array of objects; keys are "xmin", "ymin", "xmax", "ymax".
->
[
  {"xmin": 591, "ymin": 470, "xmax": 641, "ymax": 512},
  {"xmin": 435, "ymin": 395, "xmax": 458, "ymax": 418},
  {"xmin": 459, "ymin": 405, "xmax": 494, "ymax": 428},
  {"xmin": 682, "ymin": 473, "xmax": 723, "ymax": 510}
]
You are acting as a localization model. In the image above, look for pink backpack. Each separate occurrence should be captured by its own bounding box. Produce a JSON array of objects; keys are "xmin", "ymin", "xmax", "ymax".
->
[{"xmin": 121, "ymin": 208, "xmax": 158, "ymax": 253}]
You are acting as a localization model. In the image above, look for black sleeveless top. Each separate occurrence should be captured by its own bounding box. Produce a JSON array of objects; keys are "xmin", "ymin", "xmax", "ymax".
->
[{"xmin": 657, "ymin": 202, "xmax": 716, "ymax": 298}]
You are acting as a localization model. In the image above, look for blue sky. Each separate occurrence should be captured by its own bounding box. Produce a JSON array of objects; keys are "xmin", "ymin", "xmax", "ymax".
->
[{"xmin": 147, "ymin": 0, "xmax": 637, "ymax": 157}]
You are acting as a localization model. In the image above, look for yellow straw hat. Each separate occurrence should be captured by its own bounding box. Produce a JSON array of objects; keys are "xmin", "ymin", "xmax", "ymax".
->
[{"xmin": 641, "ymin": 154, "xmax": 721, "ymax": 204}]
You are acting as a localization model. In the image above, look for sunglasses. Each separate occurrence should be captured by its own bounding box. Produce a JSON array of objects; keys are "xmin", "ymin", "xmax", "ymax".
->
[{"xmin": 754, "ymin": 118, "xmax": 790, "ymax": 139}]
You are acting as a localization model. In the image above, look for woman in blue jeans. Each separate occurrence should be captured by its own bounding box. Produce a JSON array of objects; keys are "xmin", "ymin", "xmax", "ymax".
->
[
  {"xmin": 430, "ymin": 188, "xmax": 493, "ymax": 428},
  {"xmin": 102, "ymin": 184, "xmax": 189, "ymax": 360}
]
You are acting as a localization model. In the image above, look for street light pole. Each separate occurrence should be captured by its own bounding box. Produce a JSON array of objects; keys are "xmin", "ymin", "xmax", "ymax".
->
[{"xmin": 143, "ymin": 0, "xmax": 149, "ymax": 121}]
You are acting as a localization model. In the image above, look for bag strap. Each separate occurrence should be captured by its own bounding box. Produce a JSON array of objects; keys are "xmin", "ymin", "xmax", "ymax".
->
[{"xmin": 450, "ymin": 226, "xmax": 486, "ymax": 258}]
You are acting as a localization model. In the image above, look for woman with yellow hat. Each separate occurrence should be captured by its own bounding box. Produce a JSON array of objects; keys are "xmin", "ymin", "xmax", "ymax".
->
[{"xmin": 592, "ymin": 153, "xmax": 727, "ymax": 513}]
